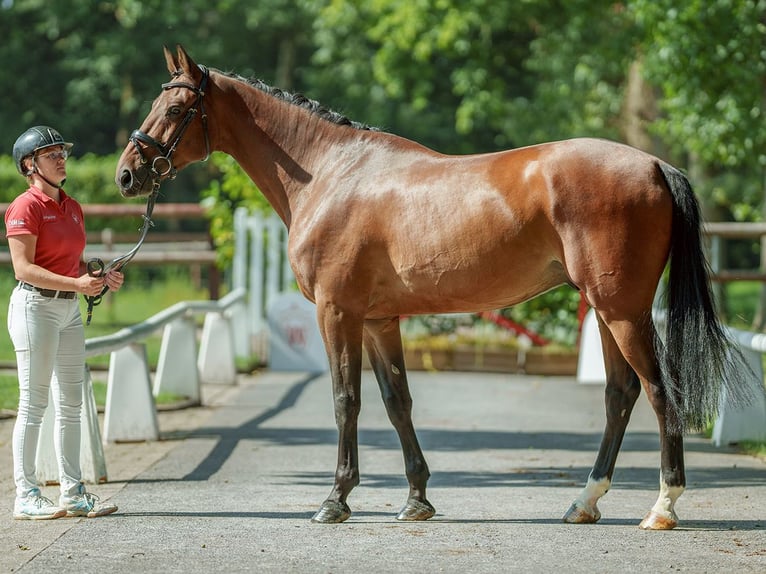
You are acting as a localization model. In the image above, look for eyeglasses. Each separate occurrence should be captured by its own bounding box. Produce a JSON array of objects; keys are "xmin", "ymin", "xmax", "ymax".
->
[{"xmin": 37, "ymin": 150, "xmax": 69, "ymax": 161}]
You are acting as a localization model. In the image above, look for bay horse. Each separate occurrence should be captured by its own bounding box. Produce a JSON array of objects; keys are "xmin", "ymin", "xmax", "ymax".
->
[{"xmin": 116, "ymin": 45, "xmax": 752, "ymax": 529}]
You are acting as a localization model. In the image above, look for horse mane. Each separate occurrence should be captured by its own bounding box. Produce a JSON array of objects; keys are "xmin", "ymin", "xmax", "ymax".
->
[{"xmin": 215, "ymin": 69, "xmax": 379, "ymax": 132}]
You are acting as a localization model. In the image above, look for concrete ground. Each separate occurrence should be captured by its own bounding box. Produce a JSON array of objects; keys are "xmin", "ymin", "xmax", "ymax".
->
[{"xmin": 0, "ymin": 370, "xmax": 764, "ymax": 573}]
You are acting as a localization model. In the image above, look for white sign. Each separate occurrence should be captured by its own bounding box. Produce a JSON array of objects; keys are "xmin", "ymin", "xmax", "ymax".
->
[{"xmin": 267, "ymin": 292, "xmax": 327, "ymax": 373}]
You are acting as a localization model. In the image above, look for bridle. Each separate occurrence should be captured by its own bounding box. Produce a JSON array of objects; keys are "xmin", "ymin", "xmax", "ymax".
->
[
  {"xmin": 89, "ymin": 66, "xmax": 211, "ymax": 325},
  {"xmin": 129, "ymin": 64, "xmax": 211, "ymax": 188}
]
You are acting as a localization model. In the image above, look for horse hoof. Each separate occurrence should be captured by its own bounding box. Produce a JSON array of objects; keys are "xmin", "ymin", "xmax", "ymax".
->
[
  {"xmin": 311, "ymin": 501, "xmax": 351, "ymax": 524},
  {"xmin": 396, "ymin": 498, "xmax": 436, "ymax": 521},
  {"xmin": 639, "ymin": 511, "xmax": 678, "ymax": 530},
  {"xmin": 562, "ymin": 502, "xmax": 601, "ymax": 524}
]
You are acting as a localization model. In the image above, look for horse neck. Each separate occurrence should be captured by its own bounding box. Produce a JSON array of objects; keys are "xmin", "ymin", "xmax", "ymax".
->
[{"xmin": 211, "ymin": 77, "xmax": 350, "ymax": 228}]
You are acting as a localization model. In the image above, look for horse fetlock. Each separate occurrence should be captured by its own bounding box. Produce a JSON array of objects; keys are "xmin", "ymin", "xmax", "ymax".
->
[{"xmin": 563, "ymin": 476, "xmax": 609, "ymax": 524}]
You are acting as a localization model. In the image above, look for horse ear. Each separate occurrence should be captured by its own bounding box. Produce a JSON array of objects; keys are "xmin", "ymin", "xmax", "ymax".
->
[
  {"xmin": 175, "ymin": 44, "xmax": 199, "ymax": 78},
  {"xmin": 164, "ymin": 45, "xmax": 178, "ymax": 76}
]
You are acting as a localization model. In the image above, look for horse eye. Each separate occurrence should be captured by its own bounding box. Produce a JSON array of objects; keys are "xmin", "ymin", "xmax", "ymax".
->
[{"xmin": 167, "ymin": 105, "xmax": 182, "ymax": 117}]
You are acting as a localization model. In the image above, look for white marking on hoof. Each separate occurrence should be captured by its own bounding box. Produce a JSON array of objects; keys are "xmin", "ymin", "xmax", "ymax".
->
[
  {"xmin": 566, "ymin": 476, "xmax": 610, "ymax": 522},
  {"xmin": 645, "ymin": 475, "xmax": 683, "ymax": 528}
]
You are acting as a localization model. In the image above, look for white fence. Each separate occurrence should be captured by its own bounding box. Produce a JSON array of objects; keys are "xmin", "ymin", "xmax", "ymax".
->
[
  {"xmin": 232, "ymin": 207, "xmax": 293, "ymax": 360},
  {"xmin": 36, "ymin": 288, "xmax": 247, "ymax": 484}
]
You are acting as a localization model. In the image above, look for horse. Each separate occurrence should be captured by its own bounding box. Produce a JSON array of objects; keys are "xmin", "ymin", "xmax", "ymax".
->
[{"xmin": 116, "ymin": 45, "xmax": 752, "ymax": 529}]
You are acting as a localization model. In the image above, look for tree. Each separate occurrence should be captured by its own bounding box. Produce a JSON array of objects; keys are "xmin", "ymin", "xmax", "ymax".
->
[{"xmin": 0, "ymin": 0, "xmax": 317, "ymax": 156}]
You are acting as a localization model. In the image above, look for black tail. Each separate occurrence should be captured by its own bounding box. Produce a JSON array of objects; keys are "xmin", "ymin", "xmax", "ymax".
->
[{"xmin": 658, "ymin": 162, "xmax": 755, "ymax": 433}]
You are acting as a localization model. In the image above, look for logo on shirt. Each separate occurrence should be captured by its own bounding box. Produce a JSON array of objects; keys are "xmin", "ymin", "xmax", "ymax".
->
[
  {"xmin": 43, "ymin": 214, "xmax": 57, "ymax": 221},
  {"xmin": 72, "ymin": 214, "xmax": 80, "ymax": 224},
  {"xmin": 7, "ymin": 218, "xmax": 26, "ymax": 227}
]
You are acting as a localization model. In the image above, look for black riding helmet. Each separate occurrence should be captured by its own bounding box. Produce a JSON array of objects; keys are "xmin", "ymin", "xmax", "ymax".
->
[{"xmin": 13, "ymin": 126, "xmax": 74, "ymax": 176}]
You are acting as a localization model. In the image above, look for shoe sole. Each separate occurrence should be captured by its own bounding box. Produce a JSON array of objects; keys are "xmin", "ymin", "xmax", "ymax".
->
[
  {"xmin": 65, "ymin": 506, "xmax": 118, "ymax": 518},
  {"xmin": 13, "ymin": 509, "xmax": 67, "ymax": 520}
]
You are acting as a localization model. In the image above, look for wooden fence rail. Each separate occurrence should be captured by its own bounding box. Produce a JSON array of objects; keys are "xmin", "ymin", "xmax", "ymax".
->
[{"xmin": 0, "ymin": 202, "xmax": 220, "ymax": 297}]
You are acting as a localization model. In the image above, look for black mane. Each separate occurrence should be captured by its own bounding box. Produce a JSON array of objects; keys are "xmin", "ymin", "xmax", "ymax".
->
[{"xmin": 216, "ymin": 69, "xmax": 378, "ymax": 131}]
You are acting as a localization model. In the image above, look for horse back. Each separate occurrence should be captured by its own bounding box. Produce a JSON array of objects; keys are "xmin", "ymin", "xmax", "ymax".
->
[{"xmin": 290, "ymin": 136, "xmax": 673, "ymax": 318}]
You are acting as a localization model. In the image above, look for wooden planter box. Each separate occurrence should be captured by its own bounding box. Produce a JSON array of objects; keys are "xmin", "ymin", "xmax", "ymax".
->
[{"xmin": 396, "ymin": 346, "xmax": 578, "ymax": 376}]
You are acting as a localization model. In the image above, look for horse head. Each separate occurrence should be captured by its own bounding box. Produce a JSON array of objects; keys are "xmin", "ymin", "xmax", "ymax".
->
[{"xmin": 116, "ymin": 45, "xmax": 210, "ymax": 197}]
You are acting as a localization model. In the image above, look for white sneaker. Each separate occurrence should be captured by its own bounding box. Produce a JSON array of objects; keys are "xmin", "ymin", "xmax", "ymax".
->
[
  {"xmin": 60, "ymin": 484, "xmax": 117, "ymax": 518},
  {"xmin": 14, "ymin": 488, "xmax": 66, "ymax": 520}
]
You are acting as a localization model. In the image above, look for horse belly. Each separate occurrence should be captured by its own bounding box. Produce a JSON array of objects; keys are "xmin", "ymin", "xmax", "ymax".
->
[{"xmin": 368, "ymin": 250, "xmax": 568, "ymax": 318}]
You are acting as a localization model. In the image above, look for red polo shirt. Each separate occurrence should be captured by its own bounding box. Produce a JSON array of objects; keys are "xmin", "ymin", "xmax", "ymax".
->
[{"xmin": 4, "ymin": 186, "xmax": 86, "ymax": 278}]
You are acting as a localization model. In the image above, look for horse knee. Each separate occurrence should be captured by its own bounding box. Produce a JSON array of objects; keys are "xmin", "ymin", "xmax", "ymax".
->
[{"xmin": 333, "ymin": 392, "xmax": 361, "ymax": 425}]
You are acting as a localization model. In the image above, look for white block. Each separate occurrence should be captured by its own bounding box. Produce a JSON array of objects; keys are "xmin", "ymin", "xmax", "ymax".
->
[
  {"xmin": 154, "ymin": 316, "xmax": 200, "ymax": 402},
  {"xmin": 712, "ymin": 347, "xmax": 766, "ymax": 446},
  {"xmin": 198, "ymin": 312, "xmax": 237, "ymax": 385},
  {"xmin": 103, "ymin": 343, "xmax": 159, "ymax": 443},
  {"xmin": 577, "ymin": 308, "xmax": 606, "ymax": 384}
]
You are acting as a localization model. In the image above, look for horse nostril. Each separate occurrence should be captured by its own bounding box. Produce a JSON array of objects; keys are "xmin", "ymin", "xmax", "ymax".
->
[{"xmin": 118, "ymin": 169, "xmax": 134, "ymax": 192}]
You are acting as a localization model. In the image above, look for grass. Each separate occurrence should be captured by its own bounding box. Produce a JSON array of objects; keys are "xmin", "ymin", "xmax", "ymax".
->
[
  {"xmin": 723, "ymin": 281, "xmax": 761, "ymax": 329},
  {"xmin": 0, "ymin": 271, "xmax": 212, "ymax": 411}
]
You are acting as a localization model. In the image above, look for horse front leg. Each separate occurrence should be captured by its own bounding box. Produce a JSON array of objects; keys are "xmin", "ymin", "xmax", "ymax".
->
[
  {"xmin": 311, "ymin": 303, "xmax": 365, "ymax": 524},
  {"xmin": 364, "ymin": 318, "xmax": 435, "ymax": 521}
]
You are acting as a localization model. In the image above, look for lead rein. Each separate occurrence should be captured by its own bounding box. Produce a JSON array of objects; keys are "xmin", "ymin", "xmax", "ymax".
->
[{"xmin": 84, "ymin": 191, "xmax": 159, "ymax": 325}]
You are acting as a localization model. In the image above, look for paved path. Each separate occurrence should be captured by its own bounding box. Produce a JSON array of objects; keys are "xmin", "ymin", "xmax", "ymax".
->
[{"xmin": 1, "ymin": 370, "xmax": 764, "ymax": 573}]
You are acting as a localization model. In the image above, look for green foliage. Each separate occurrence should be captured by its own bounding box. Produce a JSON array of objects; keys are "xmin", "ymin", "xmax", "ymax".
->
[
  {"xmin": 200, "ymin": 153, "xmax": 272, "ymax": 267},
  {"xmin": 0, "ymin": 373, "xmax": 18, "ymax": 411},
  {"xmin": 633, "ymin": 0, "xmax": 766, "ymax": 170},
  {"xmin": 401, "ymin": 285, "xmax": 582, "ymax": 348},
  {"xmin": 502, "ymin": 286, "xmax": 583, "ymax": 347},
  {"xmin": 0, "ymin": 156, "xmax": 21, "ymax": 201}
]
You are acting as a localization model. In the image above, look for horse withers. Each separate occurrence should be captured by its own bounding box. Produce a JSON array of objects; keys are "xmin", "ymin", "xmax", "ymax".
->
[{"xmin": 116, "ymin": 45, "xmax": 754, "ymax": 529}]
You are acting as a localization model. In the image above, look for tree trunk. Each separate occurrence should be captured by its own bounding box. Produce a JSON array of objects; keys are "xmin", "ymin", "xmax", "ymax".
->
[{"xmin": 621, "ymin": 59, "xmax": 657, "ymax": 153}]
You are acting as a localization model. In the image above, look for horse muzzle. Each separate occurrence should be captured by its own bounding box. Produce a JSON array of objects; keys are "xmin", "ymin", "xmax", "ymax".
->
[{"xmin": 116, "ymin": 164, "xmax": 158, "ymax": 198}]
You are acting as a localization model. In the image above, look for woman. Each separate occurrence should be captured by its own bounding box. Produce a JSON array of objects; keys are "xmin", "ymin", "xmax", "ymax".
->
[{"xmin": 6, "ymin": 126, "xmax": 122, "ymax": 519}]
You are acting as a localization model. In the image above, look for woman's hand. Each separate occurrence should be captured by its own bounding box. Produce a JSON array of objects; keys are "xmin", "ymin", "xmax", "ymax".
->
[
  {"xmin": 105, "ymin": 269, "xmax": 124, "ymax": 292},
  {"xmin": 75, "ymin": 273, "xmax": 107, "ymax": 297}
]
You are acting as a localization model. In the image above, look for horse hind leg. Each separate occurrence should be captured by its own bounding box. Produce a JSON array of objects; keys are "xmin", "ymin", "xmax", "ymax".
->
[
  {"xmin": 363, "ymin": 318, "xmax": 435, "ymax": 521},
  {"xmin": 638, "ymin": 376, "xmax": 685, "ymax": 530},
  {"xmin": 563, "ymin": 312, "xmax": 642, "ymax": 525},
  {"xmin": 608, "ymin": 314, "xmax": 685, "ymax": 530}
]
